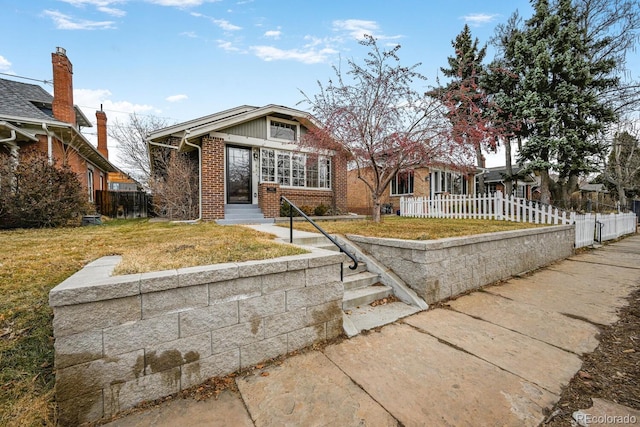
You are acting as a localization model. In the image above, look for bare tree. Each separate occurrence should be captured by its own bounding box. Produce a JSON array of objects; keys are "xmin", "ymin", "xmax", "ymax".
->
[
  {"xmin": 148, "ymin": 150, "xmax": 199, "ymax": 220},
  {"xmin": 301, "ymin": 35, "xmax": 473, "ymax": 222},
  {"xmin": 602, "ymin": 120, "xmax": 640, "ymax": 206},
  {"xmin": 108, "ymin": 113, "xmax": 173, "ymax": 183}
]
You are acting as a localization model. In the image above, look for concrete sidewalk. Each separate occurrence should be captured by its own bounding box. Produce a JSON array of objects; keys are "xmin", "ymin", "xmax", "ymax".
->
[{"xmin": 105, "ymin": 234, "xmax": 640, "ymax": 427}]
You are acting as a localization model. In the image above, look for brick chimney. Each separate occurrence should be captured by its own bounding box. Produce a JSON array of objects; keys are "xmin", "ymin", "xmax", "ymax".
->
[
  {"xmin": 51, "ymin": 47, "xmax": 76, "ymax": 126},
  {"xmin": 96, "ymin": 106, "xmax": 108, "ymax": 159}
]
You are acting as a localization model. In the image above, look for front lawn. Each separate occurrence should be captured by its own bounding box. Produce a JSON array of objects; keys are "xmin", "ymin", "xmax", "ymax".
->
[
  {"xmin": 0, "ymin": 219, "xmax": 306, "ymax": 426},
  {"xmin": 280, "ymin": 215, "xmax": 547, "ymax": 240}
]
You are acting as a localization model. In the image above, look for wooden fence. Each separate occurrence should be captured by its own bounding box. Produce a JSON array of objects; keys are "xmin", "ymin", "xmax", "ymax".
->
[
  {"xmin": 400, "ymin": 192, "xmax": 637, "ymax": 248},
  {"xmin": 95, "ymin": 190, "xmax": 149, "ymax": 219}
]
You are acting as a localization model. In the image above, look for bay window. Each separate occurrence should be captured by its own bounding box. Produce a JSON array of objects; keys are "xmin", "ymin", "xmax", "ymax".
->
[{"xmin": 261, "ymin": 148, "xmax": 331, "ymax": 189}]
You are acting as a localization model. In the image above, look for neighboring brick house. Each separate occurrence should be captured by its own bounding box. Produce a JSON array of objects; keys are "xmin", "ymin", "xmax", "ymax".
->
[
  {"xmin": 147, "ymin": 105, "xmax": 347, "ymax": 221},
  {"xmin": 347, "ymin": 167, "xmax": 475, "ymax": 215},
  {"xmin": 0, "ymin": 47, "xmax": 118, "ymax": 203}
]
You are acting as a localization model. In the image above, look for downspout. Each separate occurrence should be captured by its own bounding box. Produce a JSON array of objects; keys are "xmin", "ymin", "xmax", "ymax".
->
[
  {"xmin": 181, "ymin": 130, "xmax": 203, "ymax": 222},
  {"xmin": 0, "ymin": 130, "xmax": 19, "ymax": 168},
  {"xmin": 41, "ymin": 123, "xmax": 53, "ymax": 164}
]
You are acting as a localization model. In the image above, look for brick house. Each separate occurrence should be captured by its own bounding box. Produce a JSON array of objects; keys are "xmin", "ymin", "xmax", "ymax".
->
[
  {"xmin": 147, "ymin": 105, "xmax": 347, "ymax": 222},
  {"xmin": 0, "ymin": 47, "xmax": 118, "ymax": 203},
  {"xmin": 347, "ymin": 167, "xmax": 475, "ymax": 215}
]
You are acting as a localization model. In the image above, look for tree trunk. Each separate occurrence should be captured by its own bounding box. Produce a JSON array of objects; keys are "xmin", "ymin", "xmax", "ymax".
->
[
  {"xmin": 504, "ymin": 138, "xmax": 513, "ymax": 196},
  {"xmin": 613, "ymin": 159, "xmax": 628, "ymax": 207},
  {"xmin": 371, "ymin": 194, "xmax": 381, "ymax": 223},
  {"xmin": 476, "ymin": 145, "xmax": 486, "ymax": 195},
  {"xmin": 539, "ymin": 169, "xmax": 552, "ymax": 205}
]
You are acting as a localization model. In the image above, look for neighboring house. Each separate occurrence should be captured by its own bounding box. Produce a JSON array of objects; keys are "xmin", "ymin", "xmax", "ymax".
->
[
  {"xmin": 146, "ymin": 105, "xmax": 347, "ymax": 221},
  {"xmin": 479, "ymin": 165, "xmax": 538, "ymax": 199},
  {"xmin": 0, "ymin": 47, "xmax": 118, "ymax": 203},
  {"xmin": 347, "ymin": 167, "xmax": 474, "ymax": 215},
  {"xmin": 108, "ymin": 172, "xmax": 141, "ymax": 192}
]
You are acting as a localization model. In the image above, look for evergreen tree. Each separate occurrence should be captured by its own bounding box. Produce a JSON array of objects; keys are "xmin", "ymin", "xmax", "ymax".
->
[
  {"xmin": 435, "ymin": 25, "xmax": 493, "ymax": 194},
  {"xmin": 509, "ymin": 0, "xmax": 617, "ymax": 206}
]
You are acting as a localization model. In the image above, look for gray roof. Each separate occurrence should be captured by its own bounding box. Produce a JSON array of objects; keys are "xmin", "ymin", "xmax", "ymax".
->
[
  {"xmin": 0, "ymin": 78, "xmax": 55, "ymax": 121},
  {"xmin": 483, "ymin": 165, "xmax": 535, "ymax": 183},
  {"xmin": 0, "ymin": 78, "xmax": 91, "ymax": 126}
]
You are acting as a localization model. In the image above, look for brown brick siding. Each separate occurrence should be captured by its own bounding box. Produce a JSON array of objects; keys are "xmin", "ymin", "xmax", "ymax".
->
[
  {"xmin": 332, "ymin": 153, "xmax": 347, "ymax": 213},
  {"xmin": 258, "ymin": 183, "xmax": 281, "ymax": 218},
  {"xmin": 347, "ymin": 167, "xmax": 432, "ymax": 215},
  {"xmin": 201, "ymin": 136, "xmax": 225, "ymax": 220},
  {"xmin": 51, "ymin": 51, "xmax": 76, "ymax": 126}
]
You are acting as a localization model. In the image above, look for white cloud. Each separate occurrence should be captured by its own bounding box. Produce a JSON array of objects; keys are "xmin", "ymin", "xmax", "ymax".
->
[
  {"xmin": 264, "ymin": 29, "xmax": 281, "ymax": 39},
  {"xmin": 166, "ymin": 94, "xmax": 188, "ymax": 102},
  {"xmin": 74, "ymin": 88, "xmax": 159, "ymax": 163},
  {"xmin": 180, "ymin": 31, "xmax": 198, "ymax": 38},
  {"xmin": 0, "ymin": 55, "xmax": 12, "ymax": 73},
  {"xmin": 74, "ymin": 88, "xmax": 157, "ymax": 124},
  {"xmin": 462, "ymin": 13, "xmax": 499, "ymax": 26},
  {"xmin": 250, "ymin": 45, "xmax": 337, "ymax": 64},
  {"xmin": 191, "ymin": 12, "xmax": 241, "ymax": 31},
  {"xmin": 141, "ymin": 0, "xmax": 227, "ymax": 9},
  {"xmin": 147, "ymin": 0, "xmax": 208, "ymax": 6},
  {"xmin": 333, "ymin": 19, "xmax": 379, "ymax": 40},
  {"xmin": 214, "ymin": 18, "xmax": 241, "ymax": 31},
  {"xmin": 43, "ymin": 10, "xmax": 116, "ymax": 30},
  {"xmin": 98, "ymin": 6, "xmax": 126, "ymax": 17},
  {"xmin": 217, "ymin": 40, "xmax": 242, "ymax": 52},
  {"xmin": 59, "ymin": 0, "xmax": 126, "ymax": 17}
]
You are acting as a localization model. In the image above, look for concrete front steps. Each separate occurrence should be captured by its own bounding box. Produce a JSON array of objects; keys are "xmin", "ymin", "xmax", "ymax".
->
[
  {"xmin": 216, "ymin": 204, "xmax": 275, "ymax": 225},
  {"xmin": 292, "ymin": 234, "xmax": 422, "ymax": 337}
]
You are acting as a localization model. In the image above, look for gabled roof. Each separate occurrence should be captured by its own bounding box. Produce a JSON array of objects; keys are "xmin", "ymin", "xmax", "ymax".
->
[
  {"xmin": 0, "ymin": 78, "xmax": 91, "ymax": 127},
  {"xmin": 483, "ymin": 165, "xmax": 536, "ymax": 183},
  {"xmin": 147, "ymin": 104, "xmax": 318, "ymax": 143}
]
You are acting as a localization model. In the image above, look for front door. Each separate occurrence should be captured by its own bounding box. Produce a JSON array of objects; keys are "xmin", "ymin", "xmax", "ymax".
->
[{"xmin": 226, "ymin": 146, "xmax": 252, "ymax": 204}]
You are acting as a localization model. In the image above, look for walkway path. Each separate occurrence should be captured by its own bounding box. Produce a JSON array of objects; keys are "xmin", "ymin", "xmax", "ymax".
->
[{"xmin": 105, "ymin": 234, "xmax": 640, "ymax": 426}]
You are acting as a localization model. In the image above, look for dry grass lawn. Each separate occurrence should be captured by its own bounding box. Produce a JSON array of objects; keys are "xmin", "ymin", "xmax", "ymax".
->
[
  {"xmin": 0, "ymin": 219, "xmax": 306, "ymax": 426},
  {"xmin": 281, "ymin": 215, "xmax": 547, "ymax": 240}
]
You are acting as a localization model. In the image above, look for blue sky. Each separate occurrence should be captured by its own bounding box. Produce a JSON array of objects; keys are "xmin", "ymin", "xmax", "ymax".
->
[{"xmin": 1, "ymin": 0, "xmax": 637, "ymax": 168}]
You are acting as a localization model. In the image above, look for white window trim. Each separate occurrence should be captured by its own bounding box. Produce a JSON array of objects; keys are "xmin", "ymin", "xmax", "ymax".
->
[
  {"xmin": 390, "ymin": 170, "xmax": 414, "ymax": 196},
  {"xmin": 87, "ymin": 167, "xmax": 94, "ymax": 202},
  {"xmin": 267, "ymin": 116, "xmax": 300, "ymax": 143},
  {"xmin": 260, "ymin": 148, "xmax": 332, "ymax": 190}
]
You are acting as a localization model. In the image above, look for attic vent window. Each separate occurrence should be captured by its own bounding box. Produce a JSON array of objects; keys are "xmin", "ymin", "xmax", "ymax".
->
[{"xmin": 268, "ymin": 117, "xmax": 298, "ymax": 142}]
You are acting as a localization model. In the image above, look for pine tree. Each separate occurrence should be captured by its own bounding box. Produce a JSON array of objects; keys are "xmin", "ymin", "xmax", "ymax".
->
[{"xmin": 435, "ymin": 25, "xmax": 493, "ymax": 194}]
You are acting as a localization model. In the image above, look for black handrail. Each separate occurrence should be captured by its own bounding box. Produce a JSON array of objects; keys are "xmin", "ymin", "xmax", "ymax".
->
[{"xmin": 280, "ymin": 196, "xmax": 358, "ymax": 272}]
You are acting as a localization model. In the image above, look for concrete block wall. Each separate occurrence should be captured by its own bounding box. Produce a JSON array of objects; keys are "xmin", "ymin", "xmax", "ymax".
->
[
  {"xmin": 49, "ymin": 251, "xmax": 345, "ymax": 425},
  {"xmin": 348, "ymin": 225, "xmax": 575, "ymax": 304}
]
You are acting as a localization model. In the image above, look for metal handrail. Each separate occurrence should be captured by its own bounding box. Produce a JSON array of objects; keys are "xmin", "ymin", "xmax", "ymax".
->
[{"xmin": 280, "ymin": 196, "xmax": 358, "ymax": 272}]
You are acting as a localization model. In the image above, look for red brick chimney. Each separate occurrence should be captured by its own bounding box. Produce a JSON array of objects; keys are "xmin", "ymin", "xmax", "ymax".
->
[
  {"xmin": 96, "ymin": 106, "xmax": 108, "ymax": 159},
  {"xmin": 51, "ymin": 47, "xmax": 76, "ymax": 126}
]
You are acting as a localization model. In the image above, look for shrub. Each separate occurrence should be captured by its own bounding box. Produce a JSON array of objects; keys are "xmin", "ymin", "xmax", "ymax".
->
[
  {"xmin": 299, "ymin": 205, "xmax": 315, "ymax": 216},
  {"xmin": 149, "ymin": 151, "xmax": 199, "ymax": 220},
  {"xmin": 0, "ymin": 151, "xmax": 90, "ymax": 228},
  {"xmin": 314, "ymin": 203, "xmax": 329, "ymax": 216},
  {"xmin": 280, "ymin": 201, "xmax": 299, "ymax": 217}
]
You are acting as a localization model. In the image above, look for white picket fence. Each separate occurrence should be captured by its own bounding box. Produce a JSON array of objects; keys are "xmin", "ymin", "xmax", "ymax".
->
[{"xmin": 400, "ymin": 192, "xmax": 638, "ymax": 248}]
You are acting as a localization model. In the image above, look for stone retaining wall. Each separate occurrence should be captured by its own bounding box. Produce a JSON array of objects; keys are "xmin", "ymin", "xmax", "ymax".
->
[
  {"xmin": 348, "ymin": 225, "xmax": 575, "ymax": 304},
  {"xmin": 49, "ymin": 251, "xmax": 345, "ymax": 425}
]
